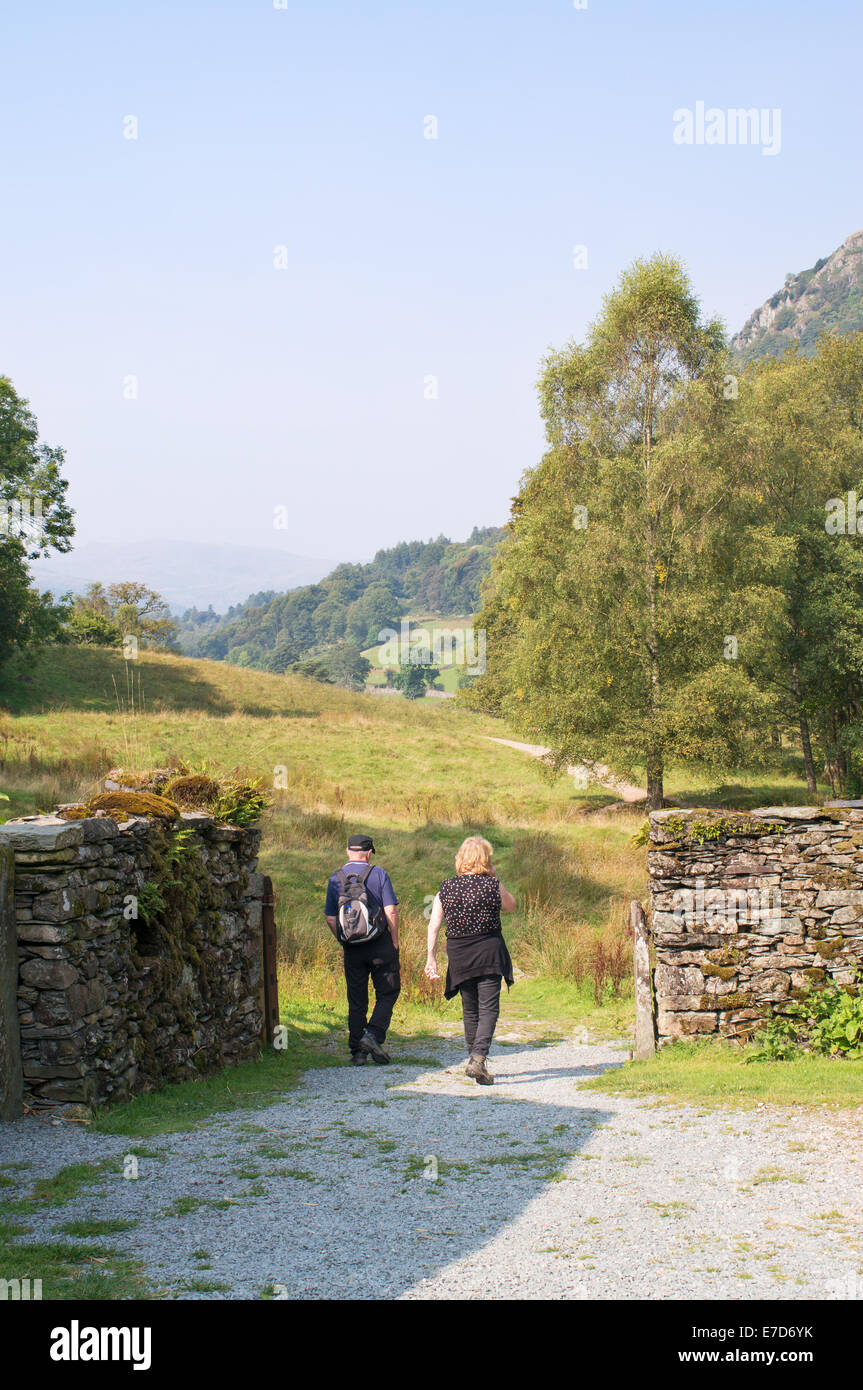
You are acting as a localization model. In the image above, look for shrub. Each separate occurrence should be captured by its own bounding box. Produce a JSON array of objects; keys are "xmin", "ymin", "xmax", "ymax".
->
[{"xmin": 753, "ymin": 979, "xmax": 863, "ymax": 1060}]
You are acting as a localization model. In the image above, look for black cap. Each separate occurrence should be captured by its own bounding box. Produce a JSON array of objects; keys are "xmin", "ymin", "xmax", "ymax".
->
[{"xmin": 347, "ymin": 833, "xmax": 375, "ymax": 853}]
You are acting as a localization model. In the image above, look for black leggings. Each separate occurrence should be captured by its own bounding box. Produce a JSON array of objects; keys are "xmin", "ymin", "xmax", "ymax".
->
[{"xmin": 459, "ymin": 975, "xmax": 502, "ymax": 1058}]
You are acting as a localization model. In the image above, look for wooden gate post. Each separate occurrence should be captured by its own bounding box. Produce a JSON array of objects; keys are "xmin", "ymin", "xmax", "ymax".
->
[
  {"xmin": 260, "ymin": 876, "xmax": 280, "ymax": 1050},
  {"xmin": 630, "ymin": 898, "xmax": 656, "ymax": 1060}
]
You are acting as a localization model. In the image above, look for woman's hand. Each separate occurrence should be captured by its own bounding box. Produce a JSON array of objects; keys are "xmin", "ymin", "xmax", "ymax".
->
[
  {"xmin": 424, "ymin": 954, "xmax": 440, "ymax": 981},
  {"xmin": 499, "ymin": 883, "xmax": 517, "ymax": 913}
]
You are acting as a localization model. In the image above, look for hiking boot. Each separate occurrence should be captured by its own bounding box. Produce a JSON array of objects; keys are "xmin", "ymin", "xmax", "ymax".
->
[
  {"xmin": 358, "ymin": 1030, "xmax": 390, "ymax": 1064},
  {"xmin": 466, "ymin": 1054, "xmax": 494, "ymax": 1085},
  {"xmin": 351, "ymin": 1052, "xmax": 367, "ymax": 1067}
]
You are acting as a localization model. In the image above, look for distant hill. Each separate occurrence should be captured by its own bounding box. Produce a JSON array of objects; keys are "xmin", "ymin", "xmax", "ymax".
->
[
  {"xmin": 731, "ymin": 229, "xmax": 863, "ymax": 365},
  {"xmin": 29, "ymin": 539, "xmax": 333, "ymax": 614},
  {"xmin": 185, "ymin": 527, "xmax": 504, "ymax": 672}
]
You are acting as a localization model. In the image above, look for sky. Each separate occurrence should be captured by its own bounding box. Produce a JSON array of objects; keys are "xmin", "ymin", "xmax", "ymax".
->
[{"xmin": 2, "ymin": 0, "xmax": 862, "ymax": 565}]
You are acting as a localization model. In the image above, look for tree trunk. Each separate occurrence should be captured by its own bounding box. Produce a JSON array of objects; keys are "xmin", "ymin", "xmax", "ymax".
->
[
  {"xmin": 796, "ymin": 710, "xmax": 818, "ymax": 794},
  {"xmin": 643, "ymin": 353, "xmax": 664, "ymax": 814},
  {"xmin": 646, "ymin": 755, "xmax": 664, "ymax": 810},
  {"xmin": 791, "ymin": 663, "xmax": 818, "ymax": 795}
]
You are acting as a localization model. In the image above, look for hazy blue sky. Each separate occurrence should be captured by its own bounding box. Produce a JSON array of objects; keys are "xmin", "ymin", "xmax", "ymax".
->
[{"xmin": 3, "ymin": 0, "xmax": 861, "ymax": 564}]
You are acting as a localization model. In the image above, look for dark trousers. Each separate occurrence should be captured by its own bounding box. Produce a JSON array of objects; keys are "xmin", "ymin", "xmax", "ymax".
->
[
  {"xmin": 342, "ymin": 934, "xmax": 401, "ymax": 1053},
  {"xmin": 459, "ymin": 974, "xmax": 502, "ymax": 1058}
]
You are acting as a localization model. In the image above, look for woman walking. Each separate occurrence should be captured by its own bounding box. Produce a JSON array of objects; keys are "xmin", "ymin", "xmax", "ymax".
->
[{"xmin": 424, "ymin": 836, "xmax": 516, "ymax": 1085}]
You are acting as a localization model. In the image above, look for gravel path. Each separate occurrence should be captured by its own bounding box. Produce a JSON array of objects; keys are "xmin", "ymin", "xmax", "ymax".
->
[{"xmin": 2, "ymin": 1034, "xmax": 861, "ymax": 1300}]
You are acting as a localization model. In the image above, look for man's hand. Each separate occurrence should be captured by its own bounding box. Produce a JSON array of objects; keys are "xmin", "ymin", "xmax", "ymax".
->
[{"xmin": 324, "ymin": 915, "xmax": 339, "ymax": 940}]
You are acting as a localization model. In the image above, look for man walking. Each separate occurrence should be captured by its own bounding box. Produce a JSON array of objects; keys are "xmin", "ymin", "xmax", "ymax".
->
[{"xmin": 324, "ymin": 833, "xmax": 401, "ymax": 1066}]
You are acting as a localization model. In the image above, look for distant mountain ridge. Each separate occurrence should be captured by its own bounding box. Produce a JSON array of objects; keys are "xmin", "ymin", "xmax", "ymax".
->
[
  {"xmin": 30, "ymin": 539, "xmax": 333, "ymax": 614},
  {"xmin": 731, "ymin": 228, "xmax": 863, "ymax": 365}
]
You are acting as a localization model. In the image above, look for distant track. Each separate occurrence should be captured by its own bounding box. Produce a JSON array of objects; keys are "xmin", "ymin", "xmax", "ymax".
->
[{"xmin": 488, "ymin": 738, "xmax": 645, "ymax": 803}]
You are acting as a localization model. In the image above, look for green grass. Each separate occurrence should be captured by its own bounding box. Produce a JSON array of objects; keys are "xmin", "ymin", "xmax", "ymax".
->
[
  {"xmin": 581, "ymin": 1040, "xmax": 863, "ymax": 1108},
  {"xmin": 362, "ymin": 615, "xmax": 476, "ymax": 695},
  {"xmin": 10, "ymin": 1160, "xmax": 121, "ymax": 1214},
  {"xmin": 0, "ymin": 1163, "xmax": 153, "ymax": 1299},
  {"xmin": 0, "ymin": 1236, "xmax": 153, "ymax": 1300},
  {"xmin": 56, "ymin": 1217, "xmax": 140, "ymax": 1237}
]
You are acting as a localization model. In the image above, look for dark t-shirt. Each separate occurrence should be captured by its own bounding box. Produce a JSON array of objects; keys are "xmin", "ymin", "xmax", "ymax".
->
[
  {"xmin": 325, "ymin": 863, "xmax": 398, "ymax": 922},
  {"xmin": 438, "ymin": 874, "xmax": 502, "ymax": 938}
]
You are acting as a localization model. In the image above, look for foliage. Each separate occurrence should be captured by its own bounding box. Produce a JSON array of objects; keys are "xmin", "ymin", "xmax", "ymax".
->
[
  {"xmin": 0, "ymin": 377, "xmax": 75, "ymax": 669},
  {"xmin": 103, "ymin": 762, "xmax": 269, "ymax": 828},
  {"xmin": 720, "ymin": 338, "xmax": 863, "ymax": 795},
  {"xmin": 206, "ymin": 775, "xmax": 268, "ymax": 828},
  {"xmin": 65, "ymin": 582, "xmax": 178, "ymax": 652},
  {"xmin": 289, "ymin": 656, "xmax": 334, "ymax": 683},
  {"xmin": 391, "ymin": 663, "xmax": 440, "ymax": 699},
  {"xmin": 326, "ymin": 644, "xmax": 371, "ymax": 690},
  {"xmin": 752, "ymin": 980, "xmax": 863, "ymax": 1060},
  {"xmin": 470, "ymin": 249, "xmax": 863, "ymax": 802},
  {"xmin": 161, "ymin": 772, "xmax": 222, "ymax": 807},
  {"xmin": 65, "ymin": 608, "xmax": 123, "ymax": 647}
]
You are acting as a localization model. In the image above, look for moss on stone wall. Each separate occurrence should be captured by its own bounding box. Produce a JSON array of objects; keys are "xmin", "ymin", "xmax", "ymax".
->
[
  {"xmin": 700, "ymin": 991, "xmax": 753, "ymax": 1011},
  {"xmin": 702, "ymin": 962, "xmax": 738, "ymax": 981},
  {"xmin": 89, "ymin": 791, "xmax": 180, "ymax": 821}
]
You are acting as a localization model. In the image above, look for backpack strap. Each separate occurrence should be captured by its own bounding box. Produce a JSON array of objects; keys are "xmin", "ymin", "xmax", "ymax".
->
[{"xmin": 335, "ymin": 865, "xmax": 373, "ymax": 888}]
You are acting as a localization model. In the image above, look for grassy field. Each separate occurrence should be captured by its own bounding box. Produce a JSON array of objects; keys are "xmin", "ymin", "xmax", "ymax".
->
[
  {"xmin": 583, "ymin": 1040, "xmax": 863, "ymax": 1109},
  {"xmin": 0, "ymin": 640, "xmax": 846, "ymax": 1108},
  {"xmin": 362, "ymin": 614, "xmax": 480, "ymax": 694}
]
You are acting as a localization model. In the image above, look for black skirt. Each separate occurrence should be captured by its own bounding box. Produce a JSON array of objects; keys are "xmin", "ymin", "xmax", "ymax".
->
[{"xmin": 444, "ymin": 931, "xmax": 514, "ymax": 1000}]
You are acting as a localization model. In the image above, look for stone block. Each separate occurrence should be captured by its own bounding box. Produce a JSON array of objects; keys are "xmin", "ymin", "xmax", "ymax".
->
[
  {"xmin": 658, "ymin": 1011, "xmax": 718, "ymax": 1038},
  {"xmin": 20, "ymin": 959, "xmax": 78, "ymax": 990}
]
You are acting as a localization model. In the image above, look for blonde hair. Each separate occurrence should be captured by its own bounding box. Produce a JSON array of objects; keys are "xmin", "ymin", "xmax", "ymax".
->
[{"xmin": 455, "ymin": 836, "xmax": 494, "ymax": 877}]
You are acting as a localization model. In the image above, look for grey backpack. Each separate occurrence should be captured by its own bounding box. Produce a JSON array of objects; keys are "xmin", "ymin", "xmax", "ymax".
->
[{"xmin": 335, "ymin": 866, "xmax": 385, "ymax": 945}]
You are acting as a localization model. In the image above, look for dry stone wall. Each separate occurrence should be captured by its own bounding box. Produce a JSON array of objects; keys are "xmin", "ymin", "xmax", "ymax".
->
[
  {"xmin": 0, "ymin": 811, "xmax": 265, "ymax": 1111},
  {"xmin": 648, "ymin": 806, "xmax": 863, "ymax": 1044},
  {"xmin": 0, "ymin": 841, "xmax": 23, "ymax": 1120}
]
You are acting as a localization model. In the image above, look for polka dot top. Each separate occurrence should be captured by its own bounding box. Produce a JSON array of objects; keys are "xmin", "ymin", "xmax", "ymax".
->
[{"xmin": 439, "ymin": 874, "xmax": 502, "ymax": 939}]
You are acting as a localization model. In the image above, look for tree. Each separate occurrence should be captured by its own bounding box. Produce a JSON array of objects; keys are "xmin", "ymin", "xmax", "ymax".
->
[
  {"xmin": 0, "ymin": 377, "xmax": 75, "ymax": 667},
  {"xmin": 344, "ymin": 582, "xmax": 400, "ymax": 648},
  {"xmin": 67, "ymin": 582, "xmax": 179, "ymax": 652},
  {"xmin": 290, "ymin": 657, "xmax": 335, "ymax": 684},
  {"xmin": 392, "ymin": 664, "xmax": 439, "ymax": 699},
  {"xmin": 265, "ymin": 634, "xmax": 301, "ymax": 674},
  {"xmin": 327, "ymin": 644, "xmax": 372, "ymax": 690},
  {"xmin": 724, "ymin": 336, "xmax": 863, "ymax": 794},
  {"xmin": 469, "ymin": 254, "xmax": 769, "ymax": 808},
  {"xmin": 66, "ymin": 608, "xmax": 123, "ymax": 647}
]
